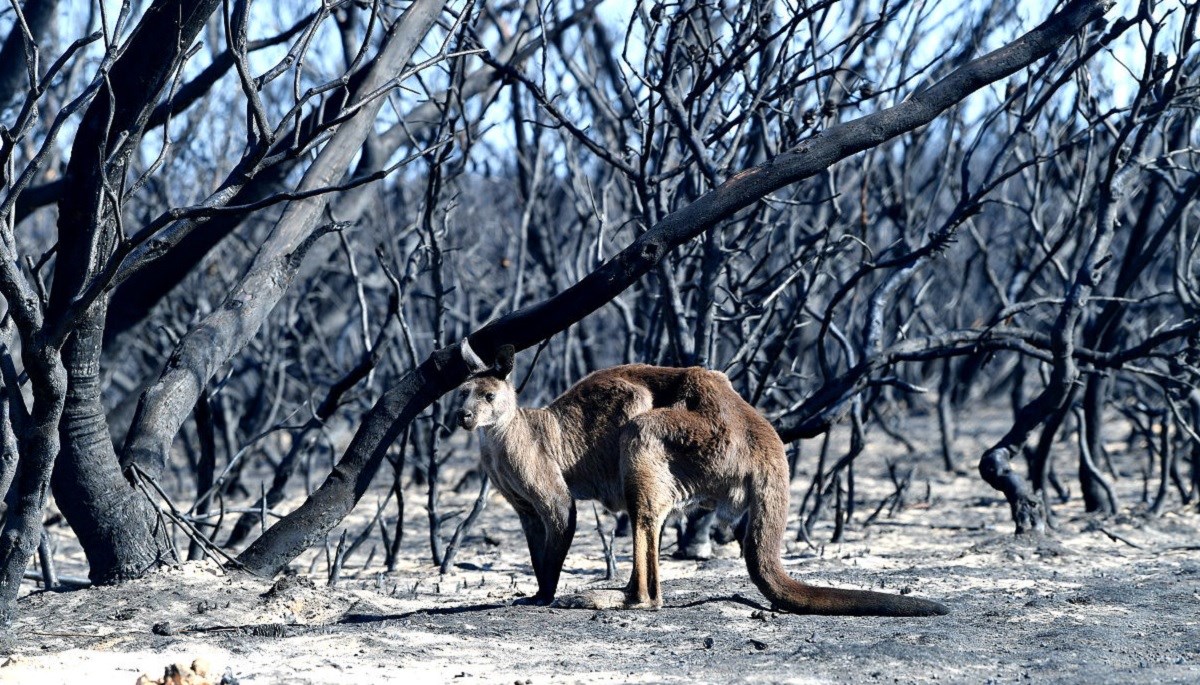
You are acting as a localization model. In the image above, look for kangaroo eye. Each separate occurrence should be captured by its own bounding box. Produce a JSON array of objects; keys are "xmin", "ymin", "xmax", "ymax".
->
[{"xmin": 485, "ymin": 393, "xmax": 496, "ymax": 402}]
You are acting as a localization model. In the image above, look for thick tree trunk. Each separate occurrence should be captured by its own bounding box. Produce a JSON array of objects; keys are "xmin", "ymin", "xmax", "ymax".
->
[
  {"xmin": 52, "ymin": 304, "xmax": 167, "ymax": 583},
  {"xmin": 0, "ymin": 394, "xmax": 18, "ymax": 516},
  {"xmin": 38, "ymin": 0, "xmax": 224, "ymax": 589},
  {"xmin": 48, "ymin": 0, "xmax": 224, "ymax": 326}
]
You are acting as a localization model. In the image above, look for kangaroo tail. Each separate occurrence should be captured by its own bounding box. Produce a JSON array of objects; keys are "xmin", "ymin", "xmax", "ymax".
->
[{"xmin": 743, "ymin": 460, "xmax": 948, "ymax": 617}]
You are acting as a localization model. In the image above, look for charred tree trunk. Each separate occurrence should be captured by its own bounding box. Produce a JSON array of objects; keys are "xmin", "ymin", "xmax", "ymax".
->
[
  {"xmin": 43, "ymin": 0, "xmax": 224, "ymax": 583},
  {"xmin": 1079, "ymin": 374, "xmax": 1117, "ymax": 513},
  {"xmin": 52, "ymin": 304, "xmax": 168, "ymax": 582}
]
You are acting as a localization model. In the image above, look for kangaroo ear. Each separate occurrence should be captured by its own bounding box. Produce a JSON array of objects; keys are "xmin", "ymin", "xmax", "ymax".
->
[
  {"xmin": 494, "ymin": 344, "xmax": 515, "ymax": 380},
  {"xmin": 460, "ymin": 337, "xmax": 488, "ymax": 375}
]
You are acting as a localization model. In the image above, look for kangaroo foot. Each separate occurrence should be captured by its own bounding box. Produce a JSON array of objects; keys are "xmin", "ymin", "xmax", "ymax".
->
[
  {"xmin": 671, "ymin": 541, "xmax": 713, "ymax": 560},
  {"xmin": 512, "ymin": 594, "xmax": 554, "ymax": 607},
  {"xmin": 552, "ymin": 589, "xmax": 626, "ymax": 610},
  {"xmin": 623, "ymin": 597, "xmax": 662, "ymax": 610},
  {"xmin": 552, "ymin": 589, "xmax": 662, "ymax": 610}
]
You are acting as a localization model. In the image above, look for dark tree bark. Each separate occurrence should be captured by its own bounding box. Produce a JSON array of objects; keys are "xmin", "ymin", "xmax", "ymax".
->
[
  {"xmin": 103, "ymin": 162, "xmax": 291, "ymax": 345},
  {"xmin": 101, "ymin": 0, "xmax": 571, "ymax": 345},
  {"xmin": 978, "ymin": 154, "xmax": 1132, "ymax": 532},
  {"xmin": 0, "ymin": 337, "xmax": 64, "ymax": 623},
  {"xmin": 49, "ymin": 0, "xmax": 224, "ymax": 324}
]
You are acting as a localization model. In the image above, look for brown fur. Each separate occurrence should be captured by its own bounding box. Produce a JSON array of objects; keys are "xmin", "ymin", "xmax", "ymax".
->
[{"xmin": 457, "ymin": 364, "xmax": 948, "ymax": 616}]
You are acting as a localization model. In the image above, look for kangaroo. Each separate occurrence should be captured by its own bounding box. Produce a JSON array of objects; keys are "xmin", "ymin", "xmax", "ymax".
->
[{"xmin": 455, "ymin": 344, "xmax": 947, "ymax": 617}]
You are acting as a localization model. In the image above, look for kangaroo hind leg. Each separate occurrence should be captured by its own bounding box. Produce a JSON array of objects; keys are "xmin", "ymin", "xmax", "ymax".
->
[
  {"xmin": 621, "ymin": 412, "xmax": 694, "ymax": 610},
  {"xmin": 550, "ymin": 414, "xmax": 676, "ymax": 611}
]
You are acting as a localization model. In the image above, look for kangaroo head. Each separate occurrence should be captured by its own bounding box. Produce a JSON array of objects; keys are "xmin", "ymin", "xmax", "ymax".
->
[
  {"xmin": 456, "ymin": 376, "xmax": 517, "ymax": 430},
  {"xmin": 455, "ymin": 343, "xmax": 517, "ymax": 430}
]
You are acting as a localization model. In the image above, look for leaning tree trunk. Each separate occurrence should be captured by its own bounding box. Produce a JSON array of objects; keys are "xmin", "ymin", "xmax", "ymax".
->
[
  {"xmin": 121, "ymin": 0, "xmax": 449, "ymax": 482},
  {"xmin": 101, "ymin": 0, "xmax": 559, "ymax": 348}
]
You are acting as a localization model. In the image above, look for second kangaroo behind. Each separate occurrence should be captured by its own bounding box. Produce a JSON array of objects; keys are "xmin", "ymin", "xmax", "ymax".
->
[{"xmin": 456, "ymin": 348, "xmax": 948, "ymax": 617}]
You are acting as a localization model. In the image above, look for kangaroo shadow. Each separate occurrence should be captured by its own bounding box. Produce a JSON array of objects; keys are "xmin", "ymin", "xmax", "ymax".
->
[
  {"xmin": 337, "ymin": 601, "xmax": 509, "ymax": 625},
  {"xmin": 668, "ymin": 594, "xmax": 769, "ymax": 611},
  {"xmin": 338, "ymin": 593, "xmax": 765, "ymax": 626}
]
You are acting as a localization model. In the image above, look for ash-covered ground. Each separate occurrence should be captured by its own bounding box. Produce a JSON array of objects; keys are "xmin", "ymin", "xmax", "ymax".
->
[{"xmin": 4, "ymin": 411, "xmax": 1199, "ymax": 684}]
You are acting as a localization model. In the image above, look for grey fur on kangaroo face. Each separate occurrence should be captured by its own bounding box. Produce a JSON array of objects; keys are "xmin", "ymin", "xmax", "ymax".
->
[{"xmin": 456, "ymin": 360, "xmax": 948, "ymax": 617}]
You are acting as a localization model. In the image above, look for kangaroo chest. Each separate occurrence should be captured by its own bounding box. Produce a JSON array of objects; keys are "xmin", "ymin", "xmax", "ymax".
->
[
  {"xmin": 478, "ymin": 432, "xmax": 557, "ymax": 506},
  {"xmin": 480, "ymin": 430, "xmax": 627, "ymax": 513}
]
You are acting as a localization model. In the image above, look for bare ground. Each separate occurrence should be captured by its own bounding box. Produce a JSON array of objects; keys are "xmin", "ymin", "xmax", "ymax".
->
[{"xmin": 3, "ymin": 410, "xmax": 1200, "ymax": 684}]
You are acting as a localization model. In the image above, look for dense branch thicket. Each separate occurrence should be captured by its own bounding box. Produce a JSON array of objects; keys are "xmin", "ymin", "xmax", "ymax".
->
[{"xmin": 0, "ymin": 0, "xmax": 1198, "ymax": 622}]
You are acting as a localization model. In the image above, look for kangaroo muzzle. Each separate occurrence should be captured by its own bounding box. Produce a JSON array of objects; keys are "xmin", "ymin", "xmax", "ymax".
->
[{"xmin": 457, "ymin": 409, "xmax": 476, "ymax": 430}]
